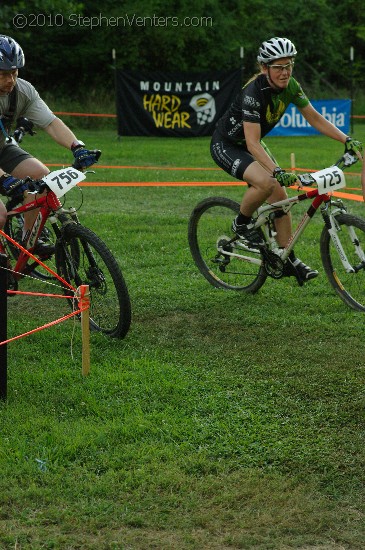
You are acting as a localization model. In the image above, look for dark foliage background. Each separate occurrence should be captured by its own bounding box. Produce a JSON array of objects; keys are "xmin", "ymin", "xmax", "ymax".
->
[{"xmin": 1, "ymin": 0, "xmax": 364, "ymax": 105}]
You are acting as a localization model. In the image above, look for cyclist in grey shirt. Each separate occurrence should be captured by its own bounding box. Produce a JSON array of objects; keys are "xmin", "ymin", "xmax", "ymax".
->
[{"xmin": 0, "ymin": 35, "xmax": 100, "ymax": 255}]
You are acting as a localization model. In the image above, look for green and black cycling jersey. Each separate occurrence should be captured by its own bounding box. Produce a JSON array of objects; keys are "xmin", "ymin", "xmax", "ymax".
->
[{"xmin": 215, "ymin": 74, "xmax": 310, "ymax": 143}]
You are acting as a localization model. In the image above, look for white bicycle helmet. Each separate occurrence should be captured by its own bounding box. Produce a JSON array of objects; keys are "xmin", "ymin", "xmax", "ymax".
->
[
  {"xmin": 0, "ymin": 35, "xmax": 25, "ymax": 70},
  {"xmin": 257, "ymin": 37, "xmax": 297, "ymax": 64}
]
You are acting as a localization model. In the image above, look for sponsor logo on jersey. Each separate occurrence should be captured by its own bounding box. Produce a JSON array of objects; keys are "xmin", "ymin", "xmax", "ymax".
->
[
  {"xmin": 266, "ymin": 99, "xmax": 286, "ymax": 124},
  {"xmin": 231, "ymin": 159, "xmax": 242, "ymax": 176},
  {"xmin": 243, "ymin": 95, "xmax": 260, "ymax": 109}
]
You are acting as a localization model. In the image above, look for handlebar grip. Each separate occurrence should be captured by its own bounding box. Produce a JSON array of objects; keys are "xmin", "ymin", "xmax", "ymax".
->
[
  {"xmin": 72, "ymin": 149, "xmax": 102, "ymax": 171},
  {"xmin": 93, "ymin": 149, "xmax": 102, "ymax": 162},
  {"xmin": 9, "ymin": 179, "xmax": 28, "ymax": 194}
]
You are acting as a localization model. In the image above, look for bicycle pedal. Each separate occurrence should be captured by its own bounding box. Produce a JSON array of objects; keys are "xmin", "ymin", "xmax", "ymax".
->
[
  {"xmin": 293, "ymin": 271, "xmax": 305, "ymax": 287},
  {"xmin": 283, "ymin": 261, "xmax": 304, "ymax": 286}
]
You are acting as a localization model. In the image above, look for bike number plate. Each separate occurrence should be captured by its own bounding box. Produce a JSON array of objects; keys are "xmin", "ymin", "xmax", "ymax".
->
[
  {"xmin": 43, "ymin": 168, "xmax": 86, "ymax": 198},
  {"xmin": 312, "ymin": 166, "xmax": 346, "ymax": 195}
]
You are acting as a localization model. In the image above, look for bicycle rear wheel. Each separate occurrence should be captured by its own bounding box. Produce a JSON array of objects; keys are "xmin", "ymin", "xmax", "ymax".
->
[
  {"xmin": 320, "ymin": 213, "xmax": 365, "ymax": 311},
  {"xmin": 56, "ymin": 223, "xmax": 131, "ymax": 338},
  {"xmin": 188, "ymin": 197, "xmax": 267, "ymax": 292}
]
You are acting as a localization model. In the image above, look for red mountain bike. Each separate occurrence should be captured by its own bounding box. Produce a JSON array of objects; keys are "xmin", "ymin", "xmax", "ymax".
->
[{"xmin": 1, "ymin": 162, "xmax": 131, "ymax": 339}]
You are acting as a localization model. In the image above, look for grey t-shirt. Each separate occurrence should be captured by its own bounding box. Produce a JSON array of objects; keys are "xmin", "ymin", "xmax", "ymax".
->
[{"xmin": 0, "ymin": 78, "xmax": 56, "ymax": 149}]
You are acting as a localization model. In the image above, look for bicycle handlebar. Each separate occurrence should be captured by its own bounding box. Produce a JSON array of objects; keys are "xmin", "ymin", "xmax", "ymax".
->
[
  {"xmin": 26, "ymin": 178, "xmax": 48, "ymax": 194},
  {"xmin": 297, "ymin": 151, "xmax": 359, "ymax": 187},
  {"xmin": 335, "ymin": 151, "xmax": 359, "ymax": 169},
  {"xmin": 19, "ymin": 151, "xmax": 102, "ymax": 195}
]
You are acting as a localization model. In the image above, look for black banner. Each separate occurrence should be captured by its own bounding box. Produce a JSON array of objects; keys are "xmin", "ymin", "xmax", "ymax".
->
[{"xmin": 116, "ymin": 69, "xmax": 241, "ymax": 137}]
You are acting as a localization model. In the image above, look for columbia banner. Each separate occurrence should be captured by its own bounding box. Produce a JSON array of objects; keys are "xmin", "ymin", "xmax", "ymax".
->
[
  {"xmin": 270, "ymin": 99, "xmax": 351, "ymax": 136},
  {"xmin": 116, "ymin": 69, "xmax": 241, "ymax": 137}
]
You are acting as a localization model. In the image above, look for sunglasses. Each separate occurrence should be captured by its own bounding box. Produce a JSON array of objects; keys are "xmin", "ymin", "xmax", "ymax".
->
[{"xmin": 268, "ymin": 61, "xmax": 295, "ymax": 72}]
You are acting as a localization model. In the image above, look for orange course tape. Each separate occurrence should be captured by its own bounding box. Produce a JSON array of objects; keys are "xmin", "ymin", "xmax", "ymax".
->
[
  {"xmin": 0, "ymin": 229, "xmax": 75, "ymax": 291},
  {"xmin": 0, "ymin": 306, "xmax": 85, "ymax": 346}
]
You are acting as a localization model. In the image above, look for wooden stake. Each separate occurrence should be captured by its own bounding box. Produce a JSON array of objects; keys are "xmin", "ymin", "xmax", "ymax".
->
[
  {"xmin": 78, "ymin": 285, "xmax": 90, "ymax": 376},
  {"xmin": 290, "ymin": 153, "xmax": 296, "ymax": 170}
]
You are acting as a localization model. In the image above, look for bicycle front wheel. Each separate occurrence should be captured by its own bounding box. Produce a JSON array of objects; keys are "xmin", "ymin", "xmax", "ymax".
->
[
  {"xmin": 56, "ymin": 223, "xmax": 131, "ymax": 338},
  {"xmin": 320, "ymin": 213, "xmax": 365, "ymax": 311},
  {"xmin": 188, "ymin": 197, "xmax": 267, "ymax": 292}
]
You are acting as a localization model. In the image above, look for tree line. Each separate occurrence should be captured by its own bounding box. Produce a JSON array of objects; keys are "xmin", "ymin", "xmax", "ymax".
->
[{"xmin": 1, "ymin": 0, "xmax": 364, "ymax": 102}]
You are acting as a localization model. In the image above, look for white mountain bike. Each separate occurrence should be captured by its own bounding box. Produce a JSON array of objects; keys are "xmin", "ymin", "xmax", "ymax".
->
[{"xmin": 188, "ymin": 151, "xmax": 365, "ymax": 312}]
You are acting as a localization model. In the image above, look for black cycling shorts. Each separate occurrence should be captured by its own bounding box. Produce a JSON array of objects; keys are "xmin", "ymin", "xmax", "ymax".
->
[
  {"xmin": 210, "ymin": 129, "xmax": 255, "ymax": 181},
  {"xmin": 0, "ymin": 143, "xmax": 33, "ymax": 173}
]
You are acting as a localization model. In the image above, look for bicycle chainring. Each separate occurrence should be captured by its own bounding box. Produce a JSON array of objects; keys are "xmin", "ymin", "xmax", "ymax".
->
[{"xmin": 262, "ymin": 249, "xmax": 284, "ymax": 278}]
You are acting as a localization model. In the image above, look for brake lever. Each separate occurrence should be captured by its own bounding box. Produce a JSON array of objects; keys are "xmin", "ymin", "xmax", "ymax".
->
[
  {"xmin": 297, "ymin": 173, "xmax": 315, "ymax": 186},
  {"xmin": 336, "ymin": 152, "xmax": 358, "ymax": 168},
  {"xmin": 25, "ymin": 177, "xmax": 47, "ymax": 194}
]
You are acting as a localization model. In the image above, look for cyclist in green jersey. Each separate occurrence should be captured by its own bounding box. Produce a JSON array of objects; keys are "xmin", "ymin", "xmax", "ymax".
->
[{"xmin": 211, "ymin": 37, "xmax": 363, "ymax": 281}]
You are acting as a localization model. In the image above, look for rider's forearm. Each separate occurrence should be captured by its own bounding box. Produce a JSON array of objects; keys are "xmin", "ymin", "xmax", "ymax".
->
[
  {"xmin": 312, "ymin": 117, "xmax": 347, "ymax": 142},
  {"xmin": 43, "ymin": 118, "xmax": 78, "ymax": 149},
  {"xmin": 246, "ymin": 139, "xmax": 277, "ymax": 174},
  {"xmin": 244, "ymin": 122, "xmax": 278, "ymax": 174},
  {"xmin": 301, "ymin": 104, "xmax": 348, "ymax": 143}
]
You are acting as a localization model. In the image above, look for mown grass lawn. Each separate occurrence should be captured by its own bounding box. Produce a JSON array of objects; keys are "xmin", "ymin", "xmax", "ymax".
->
[{"xmin": 1, "ymin": 127, "xmax": 365, "ymax": 549}]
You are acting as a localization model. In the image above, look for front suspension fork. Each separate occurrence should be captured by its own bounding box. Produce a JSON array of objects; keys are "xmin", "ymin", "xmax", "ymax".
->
[{"xmin": 321, "ymin": 208, "xmax": 355, "ymax": 273}]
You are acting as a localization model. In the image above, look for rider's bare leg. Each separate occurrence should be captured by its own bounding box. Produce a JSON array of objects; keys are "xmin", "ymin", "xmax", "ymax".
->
[
  {"xmin": 239, "ymin": 162, "xmax": 275, "ymax": 215},
  {"xmin": 240, "ymin": 161, "xmax": 292, "ymax": 247},
  {"xmin": 11, "ymin": 158, "xmax": 50, "ymax": 234},
  {"xmin": 266, "ymin": 182, "xmax": 292, "ymax": 248},
  {"xmin": 240, "ymin": 162, "xmax": 317, "ymax": 280}
]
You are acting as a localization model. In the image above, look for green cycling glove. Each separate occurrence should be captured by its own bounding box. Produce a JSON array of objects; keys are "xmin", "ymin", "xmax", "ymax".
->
[
  {"xmin": 345, "ymin": 136, "xmax": 363, "ymax": 157},
  {"xmin": 273, "ymin": 167, "xmax": 298, "ymax": 187}
]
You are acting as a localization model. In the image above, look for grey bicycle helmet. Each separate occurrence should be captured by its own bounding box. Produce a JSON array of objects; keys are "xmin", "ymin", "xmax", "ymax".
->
[
  {"xmin": 257, "ymin": 37, "xmax": 297, "ymax": 64},
  {"xmin": 0, "ymin": 35, "xmax": 25, "ymax": 70}
]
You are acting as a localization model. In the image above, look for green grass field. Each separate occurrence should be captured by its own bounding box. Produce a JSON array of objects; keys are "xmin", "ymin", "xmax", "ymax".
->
[{"xmin": 1, "ymin": 125, "xmax": 365, "ymax": 549}]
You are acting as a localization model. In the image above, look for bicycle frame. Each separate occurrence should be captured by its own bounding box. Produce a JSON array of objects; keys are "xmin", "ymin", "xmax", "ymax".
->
[
  {"xmin": 3, "ymin": 165, "xmax": 88, "ymax": 281},
  {"xmin": 188, "ymin": 150, "xmax": 365, "ymax": 311},
  {"xmin": 1, "ymin": 155, "xmax": 132, "ymax": 338},
  {"xmin": 5, "ymin": 190, "xmax": 62, "ymax": 280},
  {"xmin": 257, "ymin": 188, "xmax": 330, "ymax": 259},
  {"xmin": 221, "ymin": 187, "xmax": 355, "ymax": 273}
]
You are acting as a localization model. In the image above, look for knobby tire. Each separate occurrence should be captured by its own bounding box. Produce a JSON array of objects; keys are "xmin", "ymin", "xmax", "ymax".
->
[
  {"xmin": 188, "ymin": 197, "xmax": 267, "ymax": 293},
  {"xmin": 55, "ymin": 223, "xmax": 131, "ymax": 338},
  {"xmin": 320, "ymin": 212, "xmax": 365, "ymax": 312}
]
